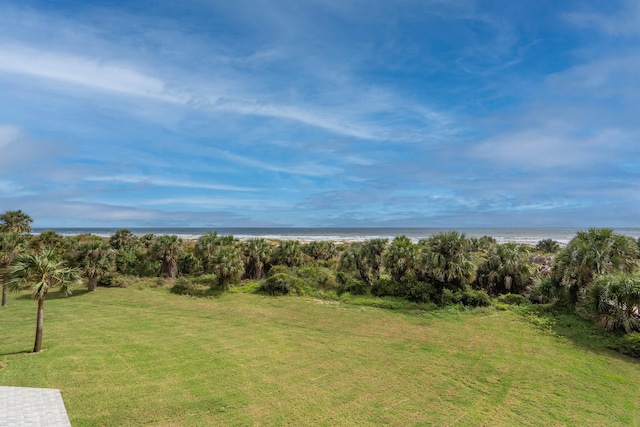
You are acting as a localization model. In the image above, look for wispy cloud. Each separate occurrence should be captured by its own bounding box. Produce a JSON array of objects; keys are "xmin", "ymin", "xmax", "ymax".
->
[
  {"xmin": 142, "ymin": 197, "xmax": 290, "ymax": 210},
  {"xmin": 565, "ymin": 1, "xmax": 640, "ymax": 36},
  {"xmin": 208, "ymin": 149, "xmax": 341, "ymax": 177},
  {"xmin": 0, "ymin": 44, "xmax": 186, "ymax": 103},
  {"xmin": 85, "ymin": 175, "xmax": 259, "ymax": 192}
]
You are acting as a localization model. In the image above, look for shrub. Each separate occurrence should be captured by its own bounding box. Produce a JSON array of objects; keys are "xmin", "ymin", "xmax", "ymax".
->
[
  {"xmin": 267, "ymin": 265, "xmax": 292, "ymax": 277},
  {"xmin": 260, "ymin": 273, "xmax": 307, "ymax": 296},
  {"xmin": 186, "ymin": 274, "xmax": 215, "ymax": 286},
  {"xmin": 441, "ymin": 289, "xmax": 491, "ymax": 307},
  {"xmin": 460, "ymin": 289, "xmax": 492, "ymax": 307},
  {"xmin": 498, "ymin": 293, "xmax": 529, "ymax": 306},
  {"xmin": 403, "ymin": 278, "xmax": 435, "ymax": 303},
  {"xmin": 371, "ymin": 277, "xmax": 402, "ymax": 297},
  {"xmin": 336, "ymin": 272, "xmax": 368, "ymax": 295},
  {"xmin": 170, "ymin": 278, "xmax": 200, "ymax": 296},
  {"xmin": 178, "ymin": 253, "xmax": 202, "ymax": 275},
  {"xmin": 528, "ymin": 276, "xmax": 568, "ymax": 304},
  {"xmin": 228, "ymin": 281, "xmax": 261, "ymax": 294},
  {"xmin": 297, "ymin": 266, "xmax": 336, "ymax": 290},
  {"xmin": 297, "ymin": 266, "xmax": 320, "ymax": 281},
  {"xmin": 97, "ymin": 274, "xmax": 127, "ymax": 288},
  {"xmin": 614, "ymin": 333, "xmax": 640, "ymax": 358}
]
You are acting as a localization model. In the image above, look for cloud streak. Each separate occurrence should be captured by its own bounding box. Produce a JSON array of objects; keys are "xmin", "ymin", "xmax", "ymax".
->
[{"xmin": 85, "ymin": 175, "xmax": 259, "ymax": 192}]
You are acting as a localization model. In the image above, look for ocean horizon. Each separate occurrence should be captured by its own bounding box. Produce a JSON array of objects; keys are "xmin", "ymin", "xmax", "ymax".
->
[{"xmin": 31, "ymin": 227, "xmax": 640, "ymax": 245}]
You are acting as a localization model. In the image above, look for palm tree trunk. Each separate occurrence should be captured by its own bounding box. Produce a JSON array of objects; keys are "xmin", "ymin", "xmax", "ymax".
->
[
  {"xmin": 161, "ymin": 257, "xmax": 177, "ymax": 278},
  {"xmin": 88, "ymin": 276, "xmax": 98, "ymax": 292},
  {"xmin": 1, "ymin": 284, "xmax": 6, "ymax": 307},
  {"xmin": 33, "ymin": 297, "xmax": 45, "ymax": 353}
]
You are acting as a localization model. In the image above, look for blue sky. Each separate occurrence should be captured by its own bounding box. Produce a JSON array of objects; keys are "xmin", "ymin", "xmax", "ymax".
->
[{"xmin": 0, "ymin": 0, "xmax": 639, "ymax": 228}]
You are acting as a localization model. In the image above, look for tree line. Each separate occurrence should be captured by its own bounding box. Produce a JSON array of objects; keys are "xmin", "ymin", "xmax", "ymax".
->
[{"xmin": 2, "ymin": 209, "xmax": 640, "ymax": 354}]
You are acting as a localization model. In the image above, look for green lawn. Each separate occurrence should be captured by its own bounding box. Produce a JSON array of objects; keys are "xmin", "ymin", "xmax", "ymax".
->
[{"xmin": 1, "ymin": 286, "xmax": 639, "ymax": 426}]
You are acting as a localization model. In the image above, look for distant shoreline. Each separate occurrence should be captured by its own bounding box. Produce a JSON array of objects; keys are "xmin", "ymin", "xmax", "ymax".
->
[{"xmin": 31, "ymin": 227, "xmax": 640, "ymax": 245}]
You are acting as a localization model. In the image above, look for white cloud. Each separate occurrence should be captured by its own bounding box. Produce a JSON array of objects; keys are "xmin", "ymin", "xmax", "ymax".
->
[
  {"xmin": 209, "ymin": 149, "xmax": 342, "ymax": 177},
  {"xmin": 0, "ymin": 179, "xmax": 34, "ymax": 196},
  {"xmin": 142, "ymin": 197, "xmax": 289, "ymax": 210},
  {"xmin": 472, "ymin": 126, "xmax": 624, "ymax": 170},
  {"xmin": 0, "ymin": 44, "xmax": 187, "ymax": 103},
  {"xmin": 85, "ymin": 175, "xmax": 259, "ymax": 192}
]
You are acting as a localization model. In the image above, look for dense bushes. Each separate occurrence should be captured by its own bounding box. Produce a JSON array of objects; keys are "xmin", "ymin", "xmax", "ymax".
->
[
  {"xmin": 584, "ymin": 274, "xmax": 640, "ymax": 333},
  {"xmin": 441, "ymin": 289, "xmax": 492, "ymax": 307},
  {"xmin": 614, "ymin": 333, "xmax": 640, "ymax": 358}
]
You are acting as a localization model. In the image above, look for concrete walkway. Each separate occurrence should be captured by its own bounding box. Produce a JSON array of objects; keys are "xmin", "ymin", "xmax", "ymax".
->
[{"xmin": 0, "ymin": 386, "xmax": 71, "ymax": 426}]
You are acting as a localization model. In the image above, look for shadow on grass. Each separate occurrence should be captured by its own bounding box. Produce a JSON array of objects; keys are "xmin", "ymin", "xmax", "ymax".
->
[
  {"xmin": 511, "ymin": 304, "xmax": 640, "ymax": 363},
  {"xmin": 170, "ymin": 286, "xmax": 226, "ymax": 298},
  {"xmin": 0, "ymin": 350, "xmax": 32, "ymax": 356},
  {"xmin": 18, "ymin": 289, "xmax": 90, "ymax": 301}
]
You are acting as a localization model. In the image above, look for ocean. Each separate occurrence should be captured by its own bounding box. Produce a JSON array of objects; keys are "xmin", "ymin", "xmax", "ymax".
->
[{"xmin": 31, "ymin": 227, "xmax": 640, "ymax": 245}]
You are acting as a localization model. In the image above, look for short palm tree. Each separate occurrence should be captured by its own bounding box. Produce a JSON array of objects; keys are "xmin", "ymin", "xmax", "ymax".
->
[
  {"xmin": 109, "ymin": 229, "xmax": 139, "ymax": 251},
  {"xmin": 303, "ymin": 241, "xmax": 338, "ymax": 261},
  {"xmin": 272, "ymin": 240, "xmax": 305, "ymax": 268},
  {"xmin": 418, "ymin": 232, "xmax": 476, "ymax": 291},
  {"xmin": 0, "ymin": 232, "xmax": 26, "ymax": 306},
  {"xmin": 339, "ymin": 243, "xmax": 371, "ymax": 283},
  {"xmin": 242, "ymin": 238, "xmax": 273, "ymax": 279},
  {"xmin": 0, "ymin": 210, "xmax": 33, "ymax": 234},
  {"xmin": 150, "ymin": 235, "xmax": 183, "ymax": 278},
  {"xmin": 586, "ymin": 273, "xmax": 640, "ymax": 333},
  {"xmin": 552, "ymin": 229, "xmax": 639, "ymax": 303},
  {"xmin": 476, "ymin": 243, "xmax": 536, "ymax": 295},
  {"xmin": 8, "ymin": 248, "xmax": 78, "ymax": 353},
  {"xmin": 363, "ymin": 239, "xmax": 388, "ymax": 281},
  {"xmin": 75, "ymin": 241, "xmax": 115, "ymax": 291},
  {"xmin": 213, "ymin": 245, "xmax": 244, "ymax": 288},
  {"xmin": 383, "ymin": 236, "xmax": 416, "ymax": 282},
  {"xmin": 195, "ymin": 232, "xmax": 236, "ymax": 273}
]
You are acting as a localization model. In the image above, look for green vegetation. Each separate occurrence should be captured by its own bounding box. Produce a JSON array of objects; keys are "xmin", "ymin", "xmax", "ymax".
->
[
  {"xmin": 3, "ymin": 211, "xmax": 640, "ymax": 424},
  {"xmin": 1, "ymin": 286, "xmax": 640, "ymax": 426},
  {"xmin": 7, "ymin": 248, "xmax": 79, "ymax": 352}
]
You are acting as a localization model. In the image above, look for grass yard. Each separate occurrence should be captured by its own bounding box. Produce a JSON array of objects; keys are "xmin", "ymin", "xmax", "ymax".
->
[{"xmin": 1, "ymin": 285, "xmax": 639, "ymax": 426}]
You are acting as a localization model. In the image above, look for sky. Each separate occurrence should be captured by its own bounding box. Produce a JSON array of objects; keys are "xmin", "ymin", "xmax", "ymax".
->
[{"xmin": 0, "ymin": 0, "xmax": 639, "ymax": 228}]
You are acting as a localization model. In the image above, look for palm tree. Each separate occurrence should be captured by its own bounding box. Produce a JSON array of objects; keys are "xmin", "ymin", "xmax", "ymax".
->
[
  {"xmin": 109, "ymin": 229, "xmax": 139, "ymax": 251},
  {"xmin": 303, "ymin": 241, "xmax": 338, "ymax": 261},
  {"xmin": 363, "ymin": 239, "xmax": 388, "ymax": 281},
  {"xmin": 585, "ymin": 273, "xmax": 640, "ymax": 333},
  {"xmin": 242, "ymin": 238, "xmax": 273, "ymax": 279},
  {"xmin": 30, "ymin": 230, "xmax": 68, "ymax": 253},
  {"xmin": 8, "ymin": 248, "xmax": 78, "ymax": 353},
  {"xmin": 150, "ymin": 235, "xmax": 183, "ymax": 278},
  {"xmin": 0, "ymin": 232, "xmax": 26, "ymax": 306},
  {"xmin": 338, "ymin": 243, "xmax": 371, "ymax": 283},
  {"xmin": 535, "ymin": 238, "xmax": 560, "ymax": 254},
  {"xmin": 213, "ymin": 245, "xmax": 244, "ymax": 288},
  {"xmin": 552, "ymin": 229, "xmax": 639, "ymax": 304},
  {"xmin": 75, "ymin": 241, "xmax": 115, "ymax": 291},
  {"xmin": 195, "ymin": 232, "xmax": 236, "ymax": 273},
  {"xmin": 383, "ymin": 236, "xmax": 416, "ymax": 282},
  {"xmin": 0, "ymin": 210, "xmax": 33, "ymax": 234},
  {"xmin": 469, "ymin": 235, "xmax": 497, "ymax": 252},
  {"xmin": 476, "ymin": 243, "xmax": 536, "ymax": 295},
  {"xmin": 272, "ymin": 240, "xmax": 305, "ymax": 268},
  {"xmin": 418, "ymin": 232, "xmax": 476, "ymax": 291}
]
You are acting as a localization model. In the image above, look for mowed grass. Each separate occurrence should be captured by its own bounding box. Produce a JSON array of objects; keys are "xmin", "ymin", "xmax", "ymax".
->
[{"xmin": 1, "ymin": 287, "xmax": 639, "ymax": 426}]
